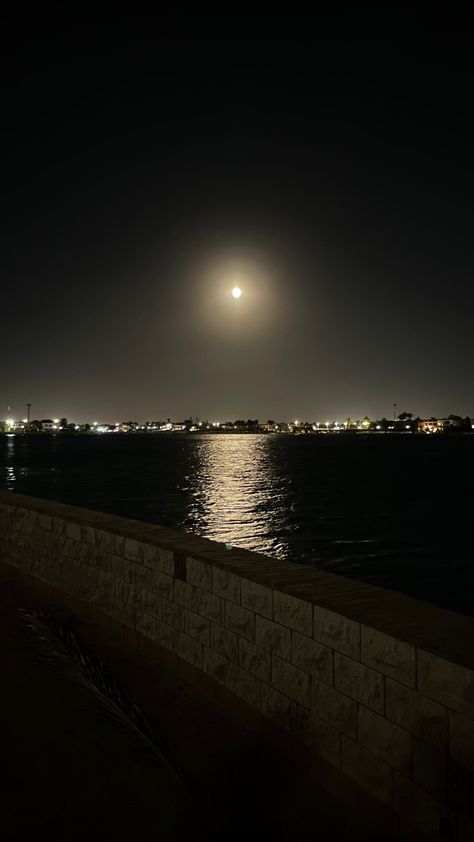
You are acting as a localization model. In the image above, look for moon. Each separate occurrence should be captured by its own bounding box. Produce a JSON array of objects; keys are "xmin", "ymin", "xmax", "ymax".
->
[{"xmin": 231, "ymin": 286, "xmax": 242, "ymax": 299}]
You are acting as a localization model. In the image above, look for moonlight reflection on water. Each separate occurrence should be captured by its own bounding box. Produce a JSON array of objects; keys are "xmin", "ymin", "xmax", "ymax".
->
[{"xmin": 184, "ymin": 434, "xmax": 291, "ymax": 557}]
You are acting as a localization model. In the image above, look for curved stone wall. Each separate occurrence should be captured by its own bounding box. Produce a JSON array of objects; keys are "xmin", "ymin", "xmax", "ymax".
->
[{"xmin": 1, "ymin": 490, "xmax": 473, "ymax": 840}]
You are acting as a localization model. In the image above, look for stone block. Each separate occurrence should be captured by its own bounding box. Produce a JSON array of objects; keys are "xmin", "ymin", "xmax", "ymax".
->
[
  {"xmin": 39, "ymin": 514, "xmax": 51, "ymax": 531},
  {"xmin": 142, "ymin": 544, "xmax": 161, "ymax": 568},
  {"xmin": 361, "ymin": 626, "xmax": 416, "ymax": 688},
  {"xmin": 385, "ymin": 678, "xmax": 448, "ymax": 749},
  {"xmin": 173, "ymin": 579, "xmax": 199, "ymax": 612},
  {"xmin": 393, "ymin": 771, "xmax": 443, "ymax": 836},
  {"xmin": 314, "ymin": 605, "xmax": 360, "ymax": 660},
  {"xmin": 113, "ymin": 535, "xmax": 125, "ymax": 558},
  {"xmin": 178, "ymin": 632, "xmax": 203, "ymax": 669},
  {"xmin": 261, "ymin": 683, "xmax": 298, "ymax": 735},
  {"xmin": 271, "ymin": 655, "xmax": 310, "ymax": 708},
  {"xmin": 137, "ymin": 611, "xmax": 156, "ymax": 639},
  {"xmin": 334, "ymin": 653, "xmax": 384, "ymax": 713},
  {"xmin": 93, "ymin": 548, "xmax": 108, "ymax": 569},
  {"xmin": 418, "ymin": 649, "xmax": 474, "ymax": 721},
  {"xmin": 158, "ymin": 548, "xmax": 175, "ymax": 576},
  {"xmin": 150, "ymin": 570, "xmax": 173, "ymax": 600},
  {"xmin": 142, "ymin": 544, "xmax": 174, "ymax": 576},
  {"xmin": 210, "ymin": 622, "xmax": 239, "ymax": 663},
  {"xmin": 341, "ymin": 735, "xmax": 393, "ymax": 805},
  {"xmin": 449, "ymin": 710, "xmax": 474, "ymax": 771},
  {"xmin": 241, "ymin": 578, "xmax": 273, "ymax": 619},
  {"xmin": 296, "ymin": 707, "xmax": 341, "ymax": 767},
  {"xmin": 56, "ymin": 536, "xmax": 70, "ymax": 557},
  {"xmin": 311, "ymin": 677, "xmax": 357, "ymax": 739},
  {"xmin": 226, "ymin": 662, "xmax": 260, "ymax": 707},
  {"xmin": 255, "ymin": 615, "xmax": 291, "ymax": 661},
  {"xmin": 124, "ymin": 538, "xmax": 143, "ymax": 562},
  {"xmin": 78, "ymin": 543, "xmax": 91, "ymax": 563},
  {"xmin": 413, "ymin": 738, "xmax": 446, "ymax": 800},
  {"xmin": 224, "ymin": 601, "xmax": 255, "ymax": 642},
  {"xmin": 273, "ymin": 591, "xmax": 312, "ymax": 636},
  {"xmin": 358, "ymin": 706, "xmax": 412, "ymax": 774},
  {"xmin": 83, "ymin": 563, "xmax": 97, "ymax": 586},
  {"xmin": 40, "ymin": 531, "xmax": 55, "ymax": 551},
  {"xmin": 239, "ymin": 638, "xmax": 271, "ymax": 683},
  {"xmin": 292, "ymin": 631, "xmax": 333, "ymax": 685},
  {"xmin": 83, "ymin": 526, "xmax": 97, "ymax": 545},
  {"xmin": 116, "ymin": 602, "xmax": 137, "ymax": 628},
  {"xmin": 66, "ymin": 522, "xmax": 82, "ymax": 541},
  {"xmin": 108, "ymin": 554, "xmax": 128, "ymax": 581},
  {"xmin": 142, "ymin": 589, "xmax": 161, "ymax": 618},
  {"xmin": 116, "ymin": 581, "xmax": 139, "ymax": 607},
  {"xmin": 184, "ymin": 609, "xmax": 210, "ymax": 645},
  {"xmin": 89, "ymin": 587, "xmax": 108, "ymax": 610},
  {"xmin": 95, "ymin": 529, "xmax": 116, "ymax": 553},
  {"xmin": 203, "ymin": 647, "xmax": 231, "ymax": 684},
  {"xmin": 197, "ymin": 589, "xmax": 224, "ymax": 624},
  {"xmin": 114, "ymin": 534, "xmax": 126, "ymax": 556},
  {"xmin": 161, "ymin": 597, "xmax": 184, "ymax": 631},
  {"xmin": 137, "ymin": 567, "xmax": 154, "ymax": 590},
  {"xmin": 52, "ymin": 517, "xmax": 66, "ymax": 535},
  {"xmin": 154, "ymin": 619, "xmax": 178, "ymax": 653},
  {"xmin": 212, "ymin": 566, "xmax": 241, "ymax": 604},
  {"xmin": 187, "ymin": 556, "xmax": 212, "ymax": 590}
]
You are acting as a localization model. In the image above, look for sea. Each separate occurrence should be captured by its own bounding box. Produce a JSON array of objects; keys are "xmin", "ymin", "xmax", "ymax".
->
[{"xmin": 1, "ymin": 432, "xmax": 473, "ymax": 616}]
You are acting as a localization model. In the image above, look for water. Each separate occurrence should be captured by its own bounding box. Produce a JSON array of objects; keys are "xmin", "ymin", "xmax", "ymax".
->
[{"xmin": 1, "ymin": 433, "xmax": 473, "ymax": 616}]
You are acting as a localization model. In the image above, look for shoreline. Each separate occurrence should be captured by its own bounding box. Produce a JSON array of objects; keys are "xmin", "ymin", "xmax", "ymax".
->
[{"xmin": 1, "ymin": 430, "xmax": 473, "ymax": 438}]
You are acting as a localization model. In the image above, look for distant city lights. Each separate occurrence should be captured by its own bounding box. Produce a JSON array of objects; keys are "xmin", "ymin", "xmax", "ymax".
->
[{"xmin": 1, "ymin": 412, "xmax": 472, "ymax": 436}]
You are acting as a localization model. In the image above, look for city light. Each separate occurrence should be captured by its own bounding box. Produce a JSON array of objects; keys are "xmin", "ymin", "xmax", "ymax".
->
[{"xmin": 2, "ymin": 413, "xmax": 472, "ymax": 436}]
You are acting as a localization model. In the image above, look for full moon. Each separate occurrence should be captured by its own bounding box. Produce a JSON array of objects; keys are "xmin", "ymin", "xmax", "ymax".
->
[{"xmin": 231, "ymin": 286, "xmax": 242, "ymax": 299}]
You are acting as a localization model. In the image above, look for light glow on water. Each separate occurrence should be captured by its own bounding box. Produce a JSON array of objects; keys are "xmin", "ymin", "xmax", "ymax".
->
[{"xmin": 185, "ymin": 435, "xmax": 290, "ymax": 558}]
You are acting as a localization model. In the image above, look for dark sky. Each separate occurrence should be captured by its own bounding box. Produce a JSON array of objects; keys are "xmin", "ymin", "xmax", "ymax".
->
[{"xmin": 2, "ymin": 9, "xmax": 474, "ymax": 422}]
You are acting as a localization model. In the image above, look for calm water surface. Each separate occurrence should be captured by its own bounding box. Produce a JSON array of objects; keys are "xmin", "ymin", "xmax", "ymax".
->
[{"xmin": 1, "ymin": 433, "xmax": 473, "ymax": 615}]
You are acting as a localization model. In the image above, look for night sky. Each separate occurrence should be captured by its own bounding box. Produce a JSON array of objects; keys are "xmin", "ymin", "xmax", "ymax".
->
[{"xmin": 3, "ymin": 10, "xmax": 474, "ymax": 423}]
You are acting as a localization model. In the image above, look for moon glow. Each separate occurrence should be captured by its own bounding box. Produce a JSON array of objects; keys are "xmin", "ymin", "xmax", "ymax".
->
[{"xmin": 232, "ymin": 286, "xmax": 242, "ymax": 299}]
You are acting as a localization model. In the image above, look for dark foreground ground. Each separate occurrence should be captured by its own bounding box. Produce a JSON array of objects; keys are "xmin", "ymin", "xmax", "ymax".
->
[{"xmin": 0, "ymin": 562, "xmax": 385, "ymax": 841}]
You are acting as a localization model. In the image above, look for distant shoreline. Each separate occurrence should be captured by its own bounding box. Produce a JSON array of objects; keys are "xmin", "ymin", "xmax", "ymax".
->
[{"xmin": 1, "ymin": 430, "xmax": 473, "ymax": 438}]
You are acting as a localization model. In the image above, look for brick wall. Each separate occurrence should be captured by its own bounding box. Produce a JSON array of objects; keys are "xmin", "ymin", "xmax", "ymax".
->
[{"xmin": 1, "ymin": 490, "xmax": 474, "ymax": 841}]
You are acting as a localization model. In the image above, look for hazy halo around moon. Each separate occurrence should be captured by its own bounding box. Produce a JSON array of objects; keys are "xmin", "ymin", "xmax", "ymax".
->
[{"xmin": 232, "ymin": 286, "xmax": 242, "ymax": 299}]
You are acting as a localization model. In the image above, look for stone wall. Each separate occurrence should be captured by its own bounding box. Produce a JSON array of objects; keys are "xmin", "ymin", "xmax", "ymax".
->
[{"xmin": 1, "ymin": 490, "xmax": 474, "ymax": 840}]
